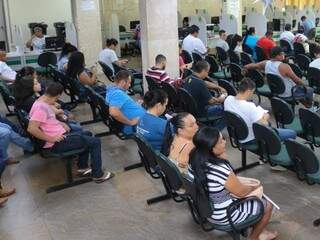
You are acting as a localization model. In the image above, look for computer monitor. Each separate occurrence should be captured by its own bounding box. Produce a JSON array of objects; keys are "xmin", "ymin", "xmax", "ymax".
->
[
  {"xmin": 273, "ymin": 19, "xmax": 281, "ymax": 31},
  {"xmin": 45, "ymin": 37, "xmax": 65, "ymax": 50},
  {"xmin": 130, "ymin": 20, "xmax": 140, "ymax": 30},
  {"xmin": 242, "ymin": 15, "xmax": 246, "ymax": 23},
  {"xmin": 292, "ymin": 20, "xmax": 297, "ymax": 29},
  {"xmin": 211, "ymin": 16, "xmax": 220, "ymax": 25}
]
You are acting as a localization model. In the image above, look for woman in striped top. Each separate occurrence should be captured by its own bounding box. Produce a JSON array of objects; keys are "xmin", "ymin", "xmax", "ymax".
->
[{"xmin": 189, "ymin": 127, "xmax": 278, "ymax": 240}]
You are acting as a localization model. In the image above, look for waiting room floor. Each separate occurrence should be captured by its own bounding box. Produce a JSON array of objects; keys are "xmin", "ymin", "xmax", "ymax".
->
[{"xmin": 1, "ymin": 70, "xmax": 320, "ymax": 239}]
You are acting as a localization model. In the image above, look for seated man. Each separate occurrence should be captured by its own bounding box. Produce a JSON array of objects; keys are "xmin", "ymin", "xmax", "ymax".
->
[
  {"xmin": 182, "ymin": 60, "xmax": 226, "ymax": 130},
  {"xmin": 106, "ymin": 70, "xmax": 146, "ymax": 134},
  {"xmin": 309, "ymin": 44, "xmax": 320, "ymax": 70},
  {"xmin": 257, "ymin": 31, "xmax": 276, "ymax": 59},
  {"xmin": 224, "ymin": 78, "xmax": 296, "ymax": 144},
  {"xmin": 146, "ymin": 54, "xmax": 182, "ymax": 87},
  {"xmin": 28, "ymin": 82, "xmax": 113, "ymax": 183},
  {"xmin": 294, "ymin": 27, "xmax": 310, "ymax": 53},
  {"xmin": 182, "ymin": 25, "xmax": 207, "ymax": 56},
  {"xmin": 0, "ymin": 121, "xmax": 34, "ymax": 206},
  {"xmin": 280, "ymin": 24, "xmax": 295, "ymax": 49},
  {"xmin": 216, "ymin": 29, "xmax": 229, "ymax": 52},
  {"xmin": 244, "ymin": 46, "xmax": 316, "ymax": 111},
  {"xmin": 0, "ymin": 50, "xmax": 17, "ymax": 85}
]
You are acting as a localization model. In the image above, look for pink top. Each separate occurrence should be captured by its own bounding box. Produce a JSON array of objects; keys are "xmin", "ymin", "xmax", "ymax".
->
[{"xmin": 29, "ymin": 100, "xmax": 66, "ymax": 148}]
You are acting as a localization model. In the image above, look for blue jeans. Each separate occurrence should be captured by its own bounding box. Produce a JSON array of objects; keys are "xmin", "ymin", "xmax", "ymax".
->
[
  {"xmin": 206, "ymin": 104, "xmax": 225, "ymax": 130},
  {"xmin": 0, "ymin": 123, "xmax": 34, "ymax": 177},
  {"xmin": 0, "ymin": 114, "xmax": 27, "ymax": 137},
  {"xmin": 50, "ymin": 132, "xmax": 104, "ymax": 178},
  {"xmin": 276, "ymin": 128, "xmax": 297, "ymax": 141},
  {"xmin": 293, "ymin": 86, "xmax": 314, "ymax": 105}
]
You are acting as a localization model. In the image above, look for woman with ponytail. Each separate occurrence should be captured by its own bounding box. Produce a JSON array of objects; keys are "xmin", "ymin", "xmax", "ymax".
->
[
  {"xmin": 161, "ymin": 112, "xmax": 198, "ymax": 174},
  {"xmin": 189, "ymin": 127, "xmax": 277, "ymax": 240}
]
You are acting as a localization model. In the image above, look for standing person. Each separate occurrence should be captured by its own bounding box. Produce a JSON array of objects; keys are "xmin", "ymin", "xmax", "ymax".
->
[
  {"xmin": 58, "ymin": 43, "xmax": 77, "ymax": 72},
  {"xmin": 301, "ymin": 16, "xmax": 315, "ymax": 37},
  {"xmin": 98, "ymin": 38, "xmax": 128, "ymax": 75},
  {"xmin": 133, "ymin": 24, "xmax": 141, "ymax": 50},
  {"xmin": 257, "ymin": 31, "xmax": 276, "ymax": 59},
  {"xmin": 27, "ymin": 82, "xmax": 114, "ymax": 183},
  {"xmin": 216, "ymin": 30, "xmax": 229, "ymax": 52},
  {"xmin": 242, "ymin": 27, "xmax": 259, "ymax": 60},
  {"xmin": 182, "ymin": 25, "xmax": 207, "ymax": 56},
  {"xmin": 26, "ymin": 26, "xmax": 46, "ymax": 51}
]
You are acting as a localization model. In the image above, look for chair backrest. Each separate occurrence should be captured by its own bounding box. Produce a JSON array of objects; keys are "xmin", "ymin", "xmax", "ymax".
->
[
  {"xmin": 155, "ymin": 152, "xmax": 184, "ymax": 191},
  {"xmin": 182, "ymin": 68, "xmax": 193, "ymax": 79},
  {"xmin": 112, "ymin": 62, "xmax": 126, "ymax": 75},
  {"xmin": 240, "ymin": 52, "xmax": 253, "ymax": 66},
  {"xmin": 192, "ymin": 52, "xmax": 203, "ymax": 64},
  {"xmin": 242, "ymin": 44, "xmax": 253, "ymax": 55},
  {"xmin": 247, "ymin": 69, "xmax": 264, "ymax": 88},
  {"xmin": 0, "ymin": 81, "xmax": 15, "ymax": 107},
  {"xmin": 252, "ymin": 123, "xmax": 282, "ymax": 156},
  {"xmin": 299, "ymin": 108, "xmax": 320, "ymax": 138},
  {"xmin": 177, "ymin": 87, "xmax": 198, "ymax": 116},
  {"xmin": 224, "ymin": 111, "xmax": 249, "ymax": 144},
  {"xmin": 293, "ymin": 42, "xmax": 306, "ymax": 55},
  {"xmin": 98, "ymin": 61, "xmax": 114, "ymax": 82},
  {"xmin": 285, "ymin": 139, "xmax": 319, "ymax": 174},
  {"xmin": 205, "ymin": 55, "xmax": 219, "ymax": 74},
  {"xmin": 280, "ymin": 39, "xmax": 292, "ymax": 53},
  {"xmin": 216, "ymin": 46, "xmax": 228, "ymax": 63},
  {"xmin": 255, "ymin": 46, "xmax": 266, "ymax": 62},
  {"xmin": 229, "ymin": 63, "xmax": 243, "ymax": 83},
  {"xmin": 266, "ymin": 73, "xmax": 285, "ymax": 95},
  {"xmin": 161, "ymin": 81, "xmax": 179, "ymax": 109},
  {"xmin": 270, "ymin": 97, "xmax": 294, "ymax": 125},
  {"xmin": 145, "ymin": 76, "xmax": 161, "ymax": 91},
  {"xmin": 288, "ymin": 63, "xmax": 303, "ymax": 79},
  {"xmin": 307, "ymin": 67, "xmax": 320, "ymax": 91},
  {"xmin": 295, "ymin": 54, "xmax": 311, "ymax": 72},
  {"xmin": 217, "ymin": 79, "xmax": 237, "ymax": 96},
  {"xmin": 181, "ymin": 50, "xmax": 193, "ymax": 64},
  {"xmin": 228, "ymin": 49, "xmax": 240, "ymax": 64},
  {"xmin": 37, "ymin": 52, "xmax": 57, "ymax": 67}
]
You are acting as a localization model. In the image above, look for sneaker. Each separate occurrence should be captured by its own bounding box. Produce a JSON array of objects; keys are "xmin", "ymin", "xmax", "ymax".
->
[
  {"xmin": 270, "ymin": 165, "xmax": 287, "ymax": 171},
  {"xmin": 77, "ymin": 168, "xmax": 92, "ymax": 176},
  {"xmin": 0, "ymin": 187, "xmax": 16, "ymax": 198},
  {"xmin": 93, "ymin": 172, "xmax": 115, "ymax": 183},
  {"xmin": 0, "ymin": 197, "xmax": 8, "ymax": 207}
]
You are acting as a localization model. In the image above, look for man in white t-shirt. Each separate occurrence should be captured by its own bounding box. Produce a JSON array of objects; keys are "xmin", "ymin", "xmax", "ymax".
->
[
  {"xmin": 0, "ymin": 50, "xmax": 17, "ymax": 85},
  {"xmin": 182, "ymin": 25, "xmax": 207, "ymax": 56},
  {"xmin": 224, "ymin": 78, "xmax": 296, "ymax": 143},
  {"xmin": 309, "ymin": 44, "xmax": 320, "ymax": 70},
  {"xmin": 216, "ymin": 29, "xmax": 229, "ymax": 52},
  {"xmin": 280, "ymin": 24, "xmax": 295, "ymax": 48},
  {"xmin": 26, "ymin": 26, "xmax": 46, "ymax": 51},
  {"xmin": 98, "ymin": 38, "xmax": 128, "ymax": 75}
]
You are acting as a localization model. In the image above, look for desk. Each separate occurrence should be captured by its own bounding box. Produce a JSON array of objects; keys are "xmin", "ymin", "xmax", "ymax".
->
[{"xmin": 6, "ymin": 51, "xmax": 61, "ymax": 71}]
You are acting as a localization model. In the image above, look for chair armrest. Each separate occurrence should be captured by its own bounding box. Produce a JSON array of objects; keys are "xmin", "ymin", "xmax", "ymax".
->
[{"xmin": 226, "ymin": 196, "xmax": 264, "ymax": 232}]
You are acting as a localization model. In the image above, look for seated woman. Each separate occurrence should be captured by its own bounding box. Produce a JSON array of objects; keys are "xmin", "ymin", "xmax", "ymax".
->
[
  {"xmin": 161, "ymin": 112, "xmax": 198, "ymax": 174},
  {"xmin": 66, "ymin": 51, "xmax": 106, "ymax": 99},
  {"xmin": 58, "ymin": 43, "xmax": 77, "ymax": 72},
  {"xmin": 136, "ymin": 90, "xmax": 168, "ymax": 151},
  {"xmin": 13, "ymin": 67, "xmax": 82, "ymax": 132},
  {"xmin": 189, "ymin": 127, "xmax": 277, "ymax": 240}
]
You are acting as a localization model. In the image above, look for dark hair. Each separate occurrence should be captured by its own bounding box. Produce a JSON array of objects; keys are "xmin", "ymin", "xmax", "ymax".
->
[
  {"xmin": 219, "ymin": 29, "xmax": 226, "ymax": 36},
  {"xmin": 161, "ymin": 112, "xmax": 191, "ymax": 156},
  {"xmin": 265, "ymin": 31, "xmax": 273, "ymax": 37},
  {"xmin": 285, "ymin": 24, "xmax": 292, "ymax": 31},
  {"xmin": 13, "ymin": 66, "xmax": 37, "ymax": 104},
  {"xmin": 270, "ymin": 46, "xmax": 284, "ymax": 58},
  {"xmin": 155, "ymin": 54, "xmax": 166, "ymax": 65},
  {"xmin": 66, "ymin": 51, "xmax": 85, "ymax": 78},
  {"xmin": 314, "ymin": 44, "xmax": 320, "ymax": 55},
  {"xmin": 243, "ymin": 27, "xmax": 255, "ymax": 45},
  {"xmin": 301, "ymin": 16, "xmax": 306, "ymax": 21},
  {"xmin": 189, "ymin": 25, "xmax": 200, "ymax": 34},
  {"xmin": 45, "ymin": 82, "xmax": 64, "ymax": 97},
  {"xmin": 189, "ymin": 127, "xmax": 225, "ymax": 188},
  {"xmin": 114, "ymin": 70, "xmax": 131, "ymax": 83},
  {"xmin": 193, "ymin": 60, "xmax": 210, "ymax": 73},
  {"xmin": 16, "ymin": 66, "xmax": 36, "ymax": 81},
  {"xmin": 297, "ymin": 27, "xmax": 304, "ymax": 34},
  {"xmin": 229, "ymin": 34, "xmax": 242, "ymax": 50},
  {"xmin": 143, "ymin": 90, "xmax": 168, "ymax": 109},
  {"xmin": 106, "ymin": 38, "xmax": 118, "ymax": 47},
  {"xmin": 59, "ymin": 43, "xmax": 77, "ymax": 60},
  {"xmin": 238, "ymin": 78, "xmax": 256, "ymax": 93}
]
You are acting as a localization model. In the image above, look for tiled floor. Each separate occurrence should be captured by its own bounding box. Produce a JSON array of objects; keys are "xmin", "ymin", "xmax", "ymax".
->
[{"xmin": 0, "ymin": 66, "xmax": 320, "ymax": 239}]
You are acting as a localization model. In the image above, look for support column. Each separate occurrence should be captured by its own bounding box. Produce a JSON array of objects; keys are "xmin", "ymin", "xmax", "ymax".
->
[
  {"xmin": 139, "ymin": 0, "xmax": 180, "ymax": 89},
  {"xmin": 71, "ymin": 0, "xmax": 103, "ymax": 66}
]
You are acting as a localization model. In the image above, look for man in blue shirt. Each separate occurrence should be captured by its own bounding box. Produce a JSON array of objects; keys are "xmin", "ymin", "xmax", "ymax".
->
[
  {"xmin": 183, "ymin": 60, "xmax": 226, "ymax": 130},
  {"xmin": 105, "ymin": 70, "xmax": 146, "ymax": 134},
  {"xmin": 301, "ymin": 16, "xmax": 315, "ymax": 37}
]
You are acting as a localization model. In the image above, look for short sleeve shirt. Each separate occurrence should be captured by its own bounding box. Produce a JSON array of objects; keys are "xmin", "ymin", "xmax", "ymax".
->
[
  {"xmin": 182, "ymin": 35, "xmax": 206, "ymax": 55},
  {"xmin": 310, "ymin": 58, "xmax": 320, "ymax": 70},
  {"xmin": 29, "ymin": 100, "xmax": 66, "ymax": 148},
  {"xmin": 0, "ymin": 61, "xmax": 17, "ymax": 83},
  {"xmin": 137, "ymin": 113, "xmax": 167, "ymax": 151},
  {"xmin": 216, "ymin": 39, "xmax": 230, "ymax": 52},
  {"xmin": 98, "ymin": 48, "xmax": 119, "ymax": 74},
  {"xmin": 32, "ymin": 36, "xmax": 46, "ymax": 51},
  {"xmin": 182, "ymin": 75, "xmax": 212, "ymax": 116},
  {"xmin": 224, "ymin": 96, "xmax": 266, "ymax": 143},
  {"xmin": 105, "ymin": 86, "xmax": 146, "ymax": 134},
  {"xmin": 256, "ymin": 37, "xmax": 276, "ymax": 59}
]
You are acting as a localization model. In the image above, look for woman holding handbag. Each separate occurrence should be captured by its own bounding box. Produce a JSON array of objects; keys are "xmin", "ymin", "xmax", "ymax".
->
[{"xmin": 189, "ymin": 127, "xmax": 278, "ymax": 240}]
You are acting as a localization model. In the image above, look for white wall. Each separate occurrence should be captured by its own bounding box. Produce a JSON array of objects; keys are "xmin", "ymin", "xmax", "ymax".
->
[{"xmin": 7, "ymin": 0, "xmax": 72, "ymax": 44}]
